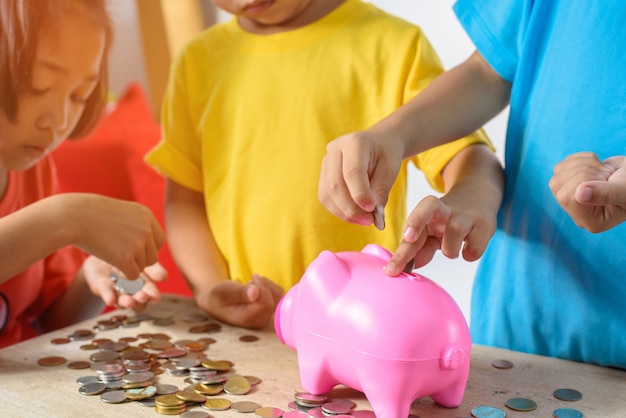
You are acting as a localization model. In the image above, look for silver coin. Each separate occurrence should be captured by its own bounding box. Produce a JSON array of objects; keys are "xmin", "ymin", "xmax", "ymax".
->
[
  {"xmin": 110, "ymin": 271, "xmax": 145, "ymax": 295},
  {"xmin": 283, "ymin": 412, "xmax": 308, "ymax": 418},
  {"xmin": 305, "ymin": 407, "xmax": 325, "ymax": 417},
  {"xmin": 78, "ymin": 382, "xmax": 107, "ymax": 396},
  {"xmin": 76, "ymin": 375, "xmax": 100, "ymax": 385},
  {"xmin": 349, "ymin": 411, "xmax": 376, "ymax": 418},
  {"xmin": 471, "ymin": 405, "xmax": 506, "ymax": 418},
  {"xmin": 156, "ymin": 383, "xmax": 179, "ymax": 395},
  {"xmin": 105, "ymin": 380, "xmax": 124, "ymax": 389},
  {"xmin": 331, "ymin": 399, "xmax": 356, "ymax": 409},
  {"xmin": 123, "ymin": 371, "xmax": 154, "ymax": 383},
  {"xmin": 402, "ymin": 259, "xmax": 415, "ymax": 273},
  {"xmin": 231, "ymin": 401, "xmax": 262, "ymax": 413},
  {"xmin": 136, "ymin": 397, "xmax": 157, "ymax": 407},
  {"xmin": 505, "ymin": 397, "xmax": 537, "ymax": 411},
  {"xmin": 100, "ymin": 390, "xmax": 127, "ymax": 404},
  {"xmin": 180, "ymin": 411, "xmax": 211, "ymax": 418},
  {"xmin": 372, "ymin": 205, "xmax": 385, "ymax": 230},
  {"xmin": 553, "ymin": 388, "xmax": 582, "ymax": 401},
  {"xmin": 553, "ymin": 408, "xmax": 584, "ymax": 418},
  {"xmin": 321, "ymin": 402, "xmax": 352, "ymax": 415}
]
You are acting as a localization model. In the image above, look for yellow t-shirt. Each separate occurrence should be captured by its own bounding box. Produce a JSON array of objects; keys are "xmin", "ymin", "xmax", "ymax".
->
[{"xmin": 146, "ymin": 0, "xmax": 491, "ymax": 290}]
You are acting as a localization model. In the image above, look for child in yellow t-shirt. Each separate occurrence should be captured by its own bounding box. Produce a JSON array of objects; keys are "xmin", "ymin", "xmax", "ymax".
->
[{"xmin": 146, "ymin": 0, "xmax": 503, "ymax": 328}]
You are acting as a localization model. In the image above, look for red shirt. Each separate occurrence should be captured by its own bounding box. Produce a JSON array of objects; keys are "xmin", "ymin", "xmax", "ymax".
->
[{"xmin": 0, "ymin": 156, "xmax": 83, "ymax": 348}]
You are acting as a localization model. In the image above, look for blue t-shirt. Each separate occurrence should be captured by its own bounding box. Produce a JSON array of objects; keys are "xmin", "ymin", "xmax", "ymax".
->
[{"xmin": 454, "ymin": 0, "xmax": 626, "ymax": 368}]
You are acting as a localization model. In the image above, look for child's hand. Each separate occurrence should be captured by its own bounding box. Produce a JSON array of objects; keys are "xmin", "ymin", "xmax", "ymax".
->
[
  {"xmin": 550, "ymin": 152, "xmax": 626, "ymax": 232},
  {"xmin": 318, "ymin": 130, "xmax": 404, "ymax": 227},
  {"xmin": 385, "ymin": 192, "xmax": 497, "ymax": 276},
  {"xmin": 82, "ymin": 256, "xmax": 167, "ymax": 311},
  {"xmin": 198, "ymin": 274, "xmax": 284, "ymax": 329},
  {"xmin": 62, "ymin": 194, "xmax": 165, "ymax": 279}
]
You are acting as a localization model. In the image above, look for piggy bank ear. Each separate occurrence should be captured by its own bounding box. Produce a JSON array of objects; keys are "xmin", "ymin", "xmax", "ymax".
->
[
  {"xmin": 360, "ymin": 244, "xmax": 392, "ymax": 262},
  {"xmin": 307, "ymin": 250, "xmax": 352, "ymax": 293},
  {"xmin": 313, "ymin": 250, "xmax": 350, "ymax": 278}
]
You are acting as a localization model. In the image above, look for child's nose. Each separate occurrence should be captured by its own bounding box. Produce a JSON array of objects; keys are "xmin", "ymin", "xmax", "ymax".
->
[{"xmin": 37, "ymin": 97, "xmax": 71, "ymax": 133}]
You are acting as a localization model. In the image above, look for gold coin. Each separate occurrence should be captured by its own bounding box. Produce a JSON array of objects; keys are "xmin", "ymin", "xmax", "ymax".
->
[
  {"xmin": 155, "ymin": 405, "xmax": 187, "ymax": 415},
  {"xmin": 255, "ymin": 406, "xmax": 285, "ymax": 417},
  {"xmin": 125, "ymin": 385, "xmax": 157, "ymax": 400},
  {"xmin": 194, "ymin": 383, "xmax": 223, "ymax": 395},
  {"xmin": 176, "ymin": 387, "xmax": 206, "ymax": 403},
  {"xmin": 155, "ymin": 394, "xmax": 186, "ymax": 407},
  {"xmin": 223, "ymin": 375, "xmax": 251, "ymax": 395},
  {"xmin": 201, "ymin": 359, "xmax": 231, "ymax": 371},
  {"xmin": 37, "ymin": 356, "xmax": 67, "ymax": 366},
  {"xmin": 202, "ymin": 397, "xmax": 232, "ymax": 411},
  {"xmin": 79, "ymin": 343, "xmax": 98, "ymax": 350}
]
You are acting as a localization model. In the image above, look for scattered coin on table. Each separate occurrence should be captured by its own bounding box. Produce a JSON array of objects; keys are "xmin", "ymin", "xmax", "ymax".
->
[
  {"xmin": 471, "ymin": 405, "xmax": 507, "ymax": 418},
  {"xmin": 240, "ymin": 334, "xmax": 259, "ymax": 342},
  {"xmin": 37, "ymin": 355, "xmax": 66, "ymax": 366},
  {"xmin": 505, "ymin": 397, "xmax": 537, "ymax": 411},
  {"xmin": 553, "ymin": 407, "xmax": 584, "ymax": 417},
  {"xmin": 231, "ymin": 400, "xmax": 262, "ymax": 413},
  {"xmin": 553, "ymin": 388, "xmax": 583, "ymax": 401},
  {"xmin": 491, "ymin": 359, "xmax": 514, "ymax": 369}
]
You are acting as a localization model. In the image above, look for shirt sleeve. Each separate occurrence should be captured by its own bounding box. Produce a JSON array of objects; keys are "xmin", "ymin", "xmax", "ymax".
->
[
  {"xmin": 453, "ymin": 0, "xmax": 528, "ymax": 82},
  {"xmin": 145, "ymin": 49, "xmax": 204, "ymax": 192}
]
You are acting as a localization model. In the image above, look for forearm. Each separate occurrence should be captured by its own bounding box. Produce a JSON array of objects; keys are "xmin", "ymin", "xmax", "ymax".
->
[
  {"xmin": 0, "ymin": 196, "xmax": 75, "ymax": 283},
  {"xmin": 442, "ymin": 143, "xmax": 504, "ymax": 214},
  {"xmin": 164, "ymin": 181, "xmax": 229, "ymax": 305},
  {"xmin": 371, "ymin": 51, "xmax": 511, "ymax": 159}
]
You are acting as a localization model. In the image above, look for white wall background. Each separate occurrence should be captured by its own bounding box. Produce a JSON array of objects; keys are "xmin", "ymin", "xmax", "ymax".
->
[{"xmin": 107, "ymin": 0, "xmax": 509, "ymax": 323}]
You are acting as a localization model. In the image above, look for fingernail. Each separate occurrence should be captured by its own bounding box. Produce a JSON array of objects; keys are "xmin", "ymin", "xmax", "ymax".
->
[
  {"xmin": 578, "ymin": 186, "xmax": 593, "ymax": 202},
  {"xmin": 403, "ymin": 226, "xmax": 417, "ymax": 242},
  {"xmin": 384, "ymin": 263, "xmax": 398, "ymax": 276}
]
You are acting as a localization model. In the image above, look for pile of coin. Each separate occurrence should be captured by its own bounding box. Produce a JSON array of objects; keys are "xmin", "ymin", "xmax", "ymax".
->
[{"xmin": 40, "ymin": 311, "xmax": 281, "ymax": 416}]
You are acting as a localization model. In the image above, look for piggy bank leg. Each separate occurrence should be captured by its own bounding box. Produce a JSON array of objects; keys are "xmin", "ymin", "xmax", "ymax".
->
[
  {"xmin": 359, "ymin": 380, "xmax": 413, "ymax": 418},
  {"xmin": 296, "ymin": 351, "xmax": 336, "ymax": 395},
  {"xmin": 429, "ymin": 374, "xmax": 468, "ymax": 408}
]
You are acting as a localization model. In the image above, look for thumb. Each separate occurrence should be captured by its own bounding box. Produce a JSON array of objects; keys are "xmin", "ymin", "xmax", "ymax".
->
[{"xmin": 576, "ymin": 181, "xmax": 626, "ymax": 206}]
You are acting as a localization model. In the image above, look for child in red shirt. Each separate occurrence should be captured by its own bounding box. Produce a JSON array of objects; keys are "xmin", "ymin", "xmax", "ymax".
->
[{"xmin": 0, "ymin": 0, "xmax": 166, "ymax": 348}]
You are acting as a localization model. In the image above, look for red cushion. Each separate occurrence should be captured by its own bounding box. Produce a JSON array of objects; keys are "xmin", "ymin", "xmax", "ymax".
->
[{"xmin": 54, "ymin": 83, "xmax": 190, "ymax": 296}]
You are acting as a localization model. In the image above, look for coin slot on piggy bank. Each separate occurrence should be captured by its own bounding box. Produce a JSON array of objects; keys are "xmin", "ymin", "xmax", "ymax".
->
[{"xmin": 274, "ymin": 244, "xmax": 471, "ymax": 418}]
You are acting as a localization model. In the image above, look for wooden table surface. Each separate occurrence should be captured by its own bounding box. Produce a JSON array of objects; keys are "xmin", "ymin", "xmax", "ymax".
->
[{"xmin": 0, "ymin": 294, "xmax": 623, "ymax": 417}]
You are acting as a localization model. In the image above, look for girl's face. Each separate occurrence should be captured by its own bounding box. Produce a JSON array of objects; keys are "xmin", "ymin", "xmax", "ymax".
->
[
  {"xmin": 0, "ymin": 10, "xmax": 106, "ymax": 171},
  {"xmin": 213, "ymin": 0, "xmax": 343, "ymax": 34}
]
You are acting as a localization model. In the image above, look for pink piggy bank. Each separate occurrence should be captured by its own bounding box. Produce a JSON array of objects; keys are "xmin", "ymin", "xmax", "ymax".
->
[{"xmin": 274, "ymin": 244, "xmax": 471, "ymax": 418}]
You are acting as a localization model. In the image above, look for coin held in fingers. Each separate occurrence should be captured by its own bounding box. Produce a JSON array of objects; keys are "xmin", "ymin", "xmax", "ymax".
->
[{"xmin": 372, "ymin": 205, "xmax": 385, "ymax": 230}]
